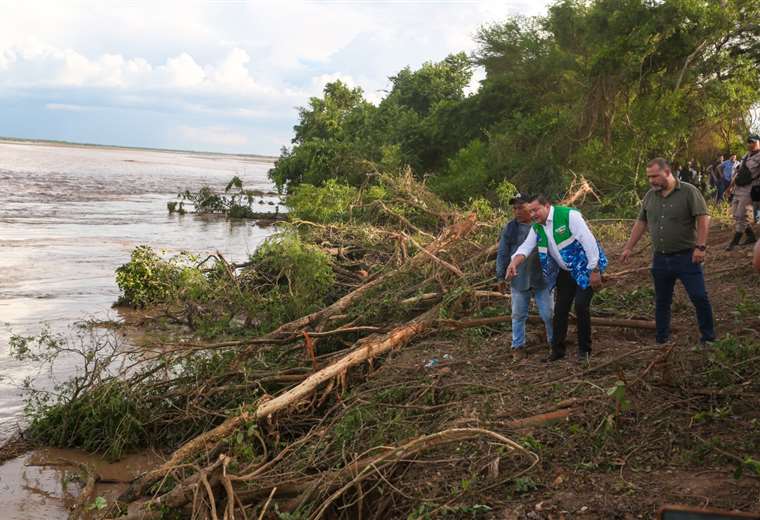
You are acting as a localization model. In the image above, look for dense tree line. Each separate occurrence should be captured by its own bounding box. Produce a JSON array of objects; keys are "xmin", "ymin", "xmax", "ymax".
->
[{"xmin": 270, "ymin": 0, "xmax": 760, "ymax": 209}]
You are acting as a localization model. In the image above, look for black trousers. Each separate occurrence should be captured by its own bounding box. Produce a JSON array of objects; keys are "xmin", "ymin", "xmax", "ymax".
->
[{"xmin": 551, "ymin": 270, "xmax": 594, "ymax": 355}]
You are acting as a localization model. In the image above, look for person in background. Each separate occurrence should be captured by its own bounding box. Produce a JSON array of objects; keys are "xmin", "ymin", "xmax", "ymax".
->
[
  {"xmin": 689, "ymin": 160, "xmax": 703, "ymax": 192},
  {"xmin": 754, "ymin": 239, "xmax": 760, "ymax": 272},
  {"xmin": 496, "ymin": 196, "xmax": 554, "ymax": 359},
  {"xmin": 506, "ymin": 195, "xmax": 607, "ymax": 362},
  {"xmin": 721, "ymin": 153, "xmax": 739, "ymax": 201},
  {"xmin": 621, "ymin": 158, "xmax": 715, "ymax": 347},
  {"xmin": 678, "ymin": 162, "xmax": 695, "ymax": 184},
  {"xmin": 725, "ymin": 134, "xmax": 760, "ymax": 250},
  {"xmin": 710, "ymin": 155, "xmax": 724, "ymax": 201}
]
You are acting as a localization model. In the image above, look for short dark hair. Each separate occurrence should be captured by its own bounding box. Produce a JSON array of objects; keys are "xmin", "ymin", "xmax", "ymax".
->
[
  {"xmin": 647, "ymin": 157, "xmax": 671, "ymax": 171},
  {"xmin": 526, "ymin": 194, "xmax": 551, "ymax": 205},
  {"xmin": 509, "ymin": 196, "xmax": 527, "ymax": 206}
]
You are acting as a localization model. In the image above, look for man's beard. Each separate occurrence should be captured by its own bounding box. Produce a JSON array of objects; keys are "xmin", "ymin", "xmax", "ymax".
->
[{"xmin": 651, "ymin": 184, "xmax": 664, "ymax": 191}]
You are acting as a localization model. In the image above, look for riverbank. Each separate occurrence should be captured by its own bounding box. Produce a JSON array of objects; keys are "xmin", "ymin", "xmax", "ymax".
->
[{"xmin": 7, "ymin": 172, "xmax": 759, "ymax": 519}]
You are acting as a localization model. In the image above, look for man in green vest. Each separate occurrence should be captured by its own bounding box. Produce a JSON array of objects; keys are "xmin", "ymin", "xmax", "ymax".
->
[{"xmin": 506, "ymin": 194, "xmax": 607, "ymax": 362}]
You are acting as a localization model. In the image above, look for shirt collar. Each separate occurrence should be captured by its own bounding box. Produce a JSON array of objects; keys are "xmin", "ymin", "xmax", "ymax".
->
[
  {"xmin": 546, "ymin": 205, "xmax": 555, "ymax": 224},
  {"xmin": 659, "ymin": 178, "xmax": 681, "ymax": 198}
]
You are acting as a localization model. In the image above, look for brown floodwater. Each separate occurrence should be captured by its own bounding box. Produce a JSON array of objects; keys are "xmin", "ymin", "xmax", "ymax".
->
[
  {"xmin": 0, "ymin": 448, "xmax": 160, "ymax": 519},
  {"xmin": 0, "ymin": 140, "xmax": 277, "ymax": 517}
]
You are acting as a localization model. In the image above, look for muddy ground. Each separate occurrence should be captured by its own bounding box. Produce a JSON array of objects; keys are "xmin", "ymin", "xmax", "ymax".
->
[{"xmin": 368, "ymin": 221, "xmax": 760, "ymax": 519}]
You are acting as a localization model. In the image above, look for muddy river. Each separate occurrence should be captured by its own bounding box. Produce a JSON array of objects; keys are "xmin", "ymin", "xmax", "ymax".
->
[{"xmin": 0, "ymin": 140, "xmax": 277, "ymax": 517}]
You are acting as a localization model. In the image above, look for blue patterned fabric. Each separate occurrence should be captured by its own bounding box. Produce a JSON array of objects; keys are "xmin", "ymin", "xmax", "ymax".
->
[{"xmin": 539, "ymin": 239, "xmax": 608, "ymax": 289}]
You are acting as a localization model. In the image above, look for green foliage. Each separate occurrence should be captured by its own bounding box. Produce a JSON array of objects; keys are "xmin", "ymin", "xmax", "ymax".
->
[
  {"xmin": 174, "ymin": 176, "xmax": 271, "ymax": 219},
  {"xmin": 512, "ymin": 476, "xmax": 539, "ymax": 494},
  {"xmin": 428, "ymin": 140, "xmax": 490, "ymax": 204},
  {"xmin": 735, "ymin": 289, "xmax": 760, "ymax": 318},
  {"xmin": 467, "ymin": 197, "xmax": 496, "ymax": 221},
  {"xmin": 10, "ymin": 329, "xmax": 147, "ymax": 460},
  {"xmin": 743, "ymin": 458, "xmax": 760, "ymax": 476},
  {"xmin": 594, "ymin": 286, "xmax": 655, "ymax": 317},
  {"xmin": 243, "ymin": 233, "xmax": 335, "ymax": 327},
  {"xmin": 607, "ymin": 380, "xmax": 631, "ymax": 414},
  {"xmin": 495, "ymin": 180, "xmax": 519, "ymax": 207},
  {"xmin": 269, "ymin": 1, "xmax": 760, "ymax": 204},
  {"xmin": 86, "ymin": 496, "xmax": 108, "ymax": 511},
  {"xmin": 115, "ymin": 246, "xmax": 202, "ymax": 307},
  {"xmin": 519, "ymin": 434, "xmax": 543, "ymax": 454},
  {"xmin": 27, "ymin": 380, "xmax": 147, "ymax": 459},
  {"xmin": 269, "ymin": 54, "xmax": 474, "ymax": 192},
  {"xmin": 286, "ymin": 179, "xmax": 359, "ymax": 223}
]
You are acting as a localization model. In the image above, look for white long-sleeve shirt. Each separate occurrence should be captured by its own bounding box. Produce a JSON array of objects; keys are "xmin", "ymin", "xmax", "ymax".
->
[{"xmin": 512, "ymin": 206, "xmax": 600, "ymax": 271}]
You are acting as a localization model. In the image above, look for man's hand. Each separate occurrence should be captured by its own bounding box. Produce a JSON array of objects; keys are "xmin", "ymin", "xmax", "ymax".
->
[
  {"xmin": 590, "ymin": 270, "xmax": 603, "ymax": 289},
  {"xmin": 692, "ymin": 248, "xmax": 706, "ymax": 264},
  {"xmin": 497, "ymin": 280, "xmax": 508, "ymax": 294},
  {"xmin": 620, "ymin": 248, "xmax": 632, "ymax": 263},
  {"xmin": 506, "ymin": 261, "xmax": 519, "ymax": 280}
]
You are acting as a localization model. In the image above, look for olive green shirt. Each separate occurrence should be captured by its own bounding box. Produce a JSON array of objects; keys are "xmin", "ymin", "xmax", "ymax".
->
[{"xmin": 638, "ymin": 179, "xmax": 708, "ymax": 254}]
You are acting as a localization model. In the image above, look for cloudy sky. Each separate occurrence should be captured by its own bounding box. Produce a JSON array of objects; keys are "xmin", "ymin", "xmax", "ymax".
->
[{"xmin": 0, "ymin": 1, "xmax": 551, "ymax": 155}]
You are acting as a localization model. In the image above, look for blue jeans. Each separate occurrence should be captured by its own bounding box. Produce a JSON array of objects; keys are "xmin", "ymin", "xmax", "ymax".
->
[
  {"xmin": 511, "ymin": 287, "xmax": 554, "ymax": 349},
  {"xmin": 652, "ymin": 251, "xmax": 715, "ymax": 343}
]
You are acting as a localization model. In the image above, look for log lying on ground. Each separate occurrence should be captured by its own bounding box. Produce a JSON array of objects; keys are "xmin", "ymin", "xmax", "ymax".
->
[{"xmin": 436, "ymin": 314, "xmax": 658, "ymax": 330}]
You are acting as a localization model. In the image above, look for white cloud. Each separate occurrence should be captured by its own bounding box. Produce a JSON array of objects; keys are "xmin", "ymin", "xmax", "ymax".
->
[
  {"xmin": 45, "ymin": 103, "xmax": 92, "ymax": 111},
  {"xmin": 0, "ymin": 0, "xmax": 553, "ymax": 153},
  {"xmin": 163, "ymin": 53, "xmax": 204, "ymax": 88}
]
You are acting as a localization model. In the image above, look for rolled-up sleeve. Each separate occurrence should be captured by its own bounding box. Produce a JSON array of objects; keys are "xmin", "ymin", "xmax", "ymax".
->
[
  {"xmin": 569, "ymin": 211, "xmax": 600, "ymax": 270},
  {"xmin": 512, "ymin": 227, "xmax": 537, "ymax": 259}
]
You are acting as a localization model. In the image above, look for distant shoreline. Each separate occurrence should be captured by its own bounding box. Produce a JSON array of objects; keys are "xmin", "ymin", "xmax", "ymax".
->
[{"xmin": 0, "ymin": 136, "xmax": 278, "ymax": 163}]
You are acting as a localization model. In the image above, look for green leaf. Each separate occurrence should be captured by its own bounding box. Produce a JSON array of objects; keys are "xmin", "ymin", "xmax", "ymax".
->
[{"xmin": 87, "ymin": 496, "xmax": 107, "ymax": 511}]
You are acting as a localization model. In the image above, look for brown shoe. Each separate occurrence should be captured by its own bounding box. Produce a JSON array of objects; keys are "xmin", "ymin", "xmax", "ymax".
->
[{"xmin": 512, "ymin": 348, "xmax": 528, "ymax": 361}]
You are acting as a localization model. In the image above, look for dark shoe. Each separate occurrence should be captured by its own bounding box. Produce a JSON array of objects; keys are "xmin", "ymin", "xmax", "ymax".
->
[
  {"xmin": 544, "ymin": 351, "xmax": 565, "ymax": 362},
  {"xmin": 725, "ymin": 232, "xmax": 743, "ymax": 251},
  {"xmin": 512, "ymin": 347, "xmax": 528, "ymax": 361},
  {"xmin": 741, "ymin": 227, "xmax": 757, "ymax": 245}
]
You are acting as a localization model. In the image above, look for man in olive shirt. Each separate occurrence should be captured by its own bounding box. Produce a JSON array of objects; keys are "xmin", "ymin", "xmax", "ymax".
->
[{"xmin": 621, "ymin": 157, "xmax": 715, "ymax": 345}]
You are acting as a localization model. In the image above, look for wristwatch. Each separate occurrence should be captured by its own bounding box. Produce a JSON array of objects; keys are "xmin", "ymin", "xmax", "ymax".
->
[{"xmin": 695, "ymin": 245, "xmax": 706, "ymax": 251}]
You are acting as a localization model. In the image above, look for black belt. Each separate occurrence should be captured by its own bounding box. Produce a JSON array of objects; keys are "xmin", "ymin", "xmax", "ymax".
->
[{"xmin": 656, "ymin": 248, "xmax": 693, "ymax": 256}]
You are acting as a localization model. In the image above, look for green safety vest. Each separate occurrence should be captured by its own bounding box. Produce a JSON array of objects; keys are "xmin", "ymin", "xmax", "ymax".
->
[{"xmin": 533, "ymin": 205, "xmax": 575, "ymax": 253}]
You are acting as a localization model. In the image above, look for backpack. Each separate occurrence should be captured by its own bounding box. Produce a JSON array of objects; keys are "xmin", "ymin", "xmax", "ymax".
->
[{"xmin": 734, "ymin": 160, "xmax": 754, "ymax": 186}]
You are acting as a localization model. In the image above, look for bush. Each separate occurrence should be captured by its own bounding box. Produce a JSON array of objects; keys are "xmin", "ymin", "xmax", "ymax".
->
[
  {"xmin": 243, "ymin": 233, "xmax": 335, "ymax": 327},
  {"xmin": 26, "ymin": 379, "xmax": 147, "ymax": 460},
  {"xmin": 115, "ymin": 246, "xmax": 178, "ymax": 307},
  {"xmin": 115, "ymin": 246, "xmax": 201, "ymax": 307},
  {"xmin": 286, "ymin": 180, "xmax": 359, "ymax": 223},
  {"xmin": 467, "ymin": 197, "xmax": 496, "ymax": 221},
  {"xmin": 10, "ymin": 328, "xmax": 148, "ymax": 460},
  {"xmin": 495, "ymin": 180, "xmax": 519, "ymax": 207}
]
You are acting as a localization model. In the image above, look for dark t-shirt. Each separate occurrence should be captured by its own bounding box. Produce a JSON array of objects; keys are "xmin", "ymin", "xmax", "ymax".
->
[{"xmin": 638, "ymin": 180, "xmax": 708, "ymax": 254}]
